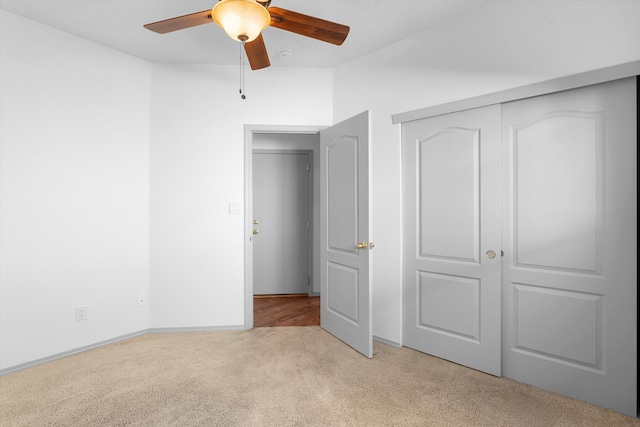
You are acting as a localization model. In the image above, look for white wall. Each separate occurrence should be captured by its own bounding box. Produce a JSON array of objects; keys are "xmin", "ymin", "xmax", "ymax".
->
[
  {"xmin": 333, "ymin": 0, "xmax": 640, "ymax": 345},
  {"xmin": 149, "ymin": 64, "xmax": 332, "ymax": 329},
  {"xmin": 0, "ymin": 11, "xmax": 151, "ymax": 370}
]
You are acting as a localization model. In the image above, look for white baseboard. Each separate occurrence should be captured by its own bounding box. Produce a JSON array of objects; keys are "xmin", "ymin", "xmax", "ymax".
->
[
  {"xmin": 373, "ymin": 335, "xmax": 402, "ymax": 348},
  {"xmin": 0, "ymin": 330, "xmax": 147, "ymax": 376},
  {"xmin": 1, "ymin": 326, "xmax": 245, "ymax": 376}
]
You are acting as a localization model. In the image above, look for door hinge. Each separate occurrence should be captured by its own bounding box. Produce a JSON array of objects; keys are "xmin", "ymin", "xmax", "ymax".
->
[
  {"xmin": 307, "ymin": 276, "xmax": 311, "ymax": 285},
  {"xmin": 306, "ymin": 163, "xmax": 311, "ymax": 173},
  {"xmin": 306, "ymin": 219, "xmax": 310, "ymax": 229}
]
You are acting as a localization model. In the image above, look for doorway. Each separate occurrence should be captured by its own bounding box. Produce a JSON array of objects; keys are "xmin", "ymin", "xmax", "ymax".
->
[
  {"xmin": 244, "ymin": 111, "xmax": 373, "ymax": 356},
  {"xmin": 251, "ymin": 147, "xmax": 320, "ymax": 327},
  {"xmin": 244, "ymin": 127, "xmax": 323, "ymax": 329}
]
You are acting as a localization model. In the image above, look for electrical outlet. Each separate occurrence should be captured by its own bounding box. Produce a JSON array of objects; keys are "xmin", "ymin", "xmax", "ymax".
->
[
  {"xmin": 76, "ymin": 305, "xmax": 88, "ymax": 321},
  {"xmin": 138, "ymin": 294, "xmax": 147, "ymax": 307}
]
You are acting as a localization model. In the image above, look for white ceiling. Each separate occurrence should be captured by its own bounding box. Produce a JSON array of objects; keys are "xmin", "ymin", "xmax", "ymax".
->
[{"xmin": 0, "ymin": 0, "xmax": 493, "ymax": 68}]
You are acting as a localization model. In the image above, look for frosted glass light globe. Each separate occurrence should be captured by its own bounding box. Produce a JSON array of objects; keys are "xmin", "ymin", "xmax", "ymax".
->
[{"xmin": 211, "ymin": 0, "xmax": 270, "ymax": 42}]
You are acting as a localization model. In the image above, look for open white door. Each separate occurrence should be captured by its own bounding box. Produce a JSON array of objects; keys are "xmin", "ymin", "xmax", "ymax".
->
[
  {"xmin": 320, "ymin": 110, "xmax": 372, "ymax": 358},
  {"xmin": 402, "ymin": 105, "xmax": 502, "ymax": 376}
]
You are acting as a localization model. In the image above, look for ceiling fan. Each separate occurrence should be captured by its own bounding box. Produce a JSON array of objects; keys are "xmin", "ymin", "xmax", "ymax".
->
[{"xmin": 144, "ymin": 0, "xmax": 350, "ymax": 71}]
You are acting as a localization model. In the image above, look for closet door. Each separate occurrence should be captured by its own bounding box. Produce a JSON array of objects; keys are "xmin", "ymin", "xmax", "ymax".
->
[
  {"xmin": 402, "ymin": 105, "xmax": 502, "ymax": 376},
  {"xmin": 501, "ymin": 78, "xmax": 637, "ymax": 416}
]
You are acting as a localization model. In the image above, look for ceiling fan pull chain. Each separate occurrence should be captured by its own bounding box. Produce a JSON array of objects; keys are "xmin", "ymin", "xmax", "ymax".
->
[{"xmin": 239, "ymin": 40, "xmax": 246, "ymax": 100}]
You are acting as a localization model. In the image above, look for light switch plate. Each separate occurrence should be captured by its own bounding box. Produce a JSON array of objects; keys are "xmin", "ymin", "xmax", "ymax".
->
[{"xmin": 229, "ymin": 202, "xmax": 241, "ymax": 214}]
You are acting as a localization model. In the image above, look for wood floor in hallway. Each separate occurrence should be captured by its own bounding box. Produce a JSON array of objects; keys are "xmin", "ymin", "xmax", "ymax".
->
[{"xmin": 253, "ymin": 295, "xmax": 320, "ymax": 327}]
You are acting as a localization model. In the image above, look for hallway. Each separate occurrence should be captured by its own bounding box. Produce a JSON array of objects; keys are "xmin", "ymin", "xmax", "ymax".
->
[{"xmin": 253, "ymin": 295, "xmax": 320, "ymax": 327}]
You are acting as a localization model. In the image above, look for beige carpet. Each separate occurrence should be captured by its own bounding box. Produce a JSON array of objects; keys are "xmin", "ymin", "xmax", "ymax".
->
[{"xmin": 1, "ymin": 326, "xmax": 637, "ymax": 426}]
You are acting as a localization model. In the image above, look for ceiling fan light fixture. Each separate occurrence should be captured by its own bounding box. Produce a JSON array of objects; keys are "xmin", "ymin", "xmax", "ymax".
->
[{"xmin": 211, "ymin": 0, "xmax": 270, "ymax": 43}]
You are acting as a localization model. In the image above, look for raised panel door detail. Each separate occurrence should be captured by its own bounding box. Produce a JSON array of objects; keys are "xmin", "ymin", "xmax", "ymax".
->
[
  {"xmin": 502, "ymin": 78, "xmax": 636, "ymax": 416},
  {"xmin": 327, "ymin": 262, "xmax": 359, "ymax": 325},
  {"xmin": 513, "ymin": 112, "xmax": 603, "ymax": 273},
  {"xmin": 326, "ymin": 136, "xmax": 358, "ymax": 254},
  {"xmin": 419, "ymin": 128, "xmax": 479, "ymax": 263},
  {"xmin": 513, "ymin": 284, "xmax": 602, "ymax": 370},
  {"xmin": 417, "ymin": 271, "xmax": 480, "ymax": 341},
  {"xmin": 403, "ymin": 104, "xmax": 502, "ymax": 377}
]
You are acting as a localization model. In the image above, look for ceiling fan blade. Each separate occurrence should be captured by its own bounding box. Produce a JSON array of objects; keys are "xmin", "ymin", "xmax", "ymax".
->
[
  {"xmin": 244, "ymin": 34, "xmax": 271, "ymax": 70},
  {"xmin": 144, "ymin": 10, "xmax": 213, "ymax": 34},
  {"xmin": 268, "ymin": 7, "xmax": 349, "ymax": 46}
]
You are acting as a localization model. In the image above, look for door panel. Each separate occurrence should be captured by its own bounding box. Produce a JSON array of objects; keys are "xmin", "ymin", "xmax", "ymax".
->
[
  {"xmin": 403, "ymin": 105, "xmax": 502, "ymax": 376},
  {"xmin": 253, "ymin": 151, "xmax": 311, "ymax": 295},
  {"xmin": 513, "ymin": 285, "xmax": 600, "ymax": 366},
  {"xmin": 418, "ymin": 272, "xmax": 480, "ymax": 340},
  {"xmin": 320, "ymin": 111, "xmax": 372, "ymax": 358},
  {"xmin": 327, "ymin": 137, "xmax": 358, "ymax": 253},
  {"xmin": 513, "ymin": 113, "xmax": 601, "ymax": 271},
  {"xmin": 502, "ymin": 78, "xmax": 636, "ymax": 417},
  {"xmin": 419, "ymin": 127, "xmax": 480, "ymax": 261},
  {"xmin": 327, "ymin": 263, "xmax": 359, "ymax": 324}
]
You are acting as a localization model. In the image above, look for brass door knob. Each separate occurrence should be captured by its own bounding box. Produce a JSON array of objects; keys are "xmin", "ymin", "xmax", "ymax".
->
[
  {"xmin": 356, "ymin": 242, "xmax": 367, "ymax": 250},
  {"xmin": 253, "ymin": 229, "xmax": 259, "ymax": 235}
]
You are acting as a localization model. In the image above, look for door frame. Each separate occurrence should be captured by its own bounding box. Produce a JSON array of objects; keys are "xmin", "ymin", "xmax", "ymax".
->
[
  {"xmin": 392, "ymin": 60, "xmax": 640, "ymax": 124},
  {"xmin": 244, "ymin": 125, "xmax": 326, "ymax": 329}
]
